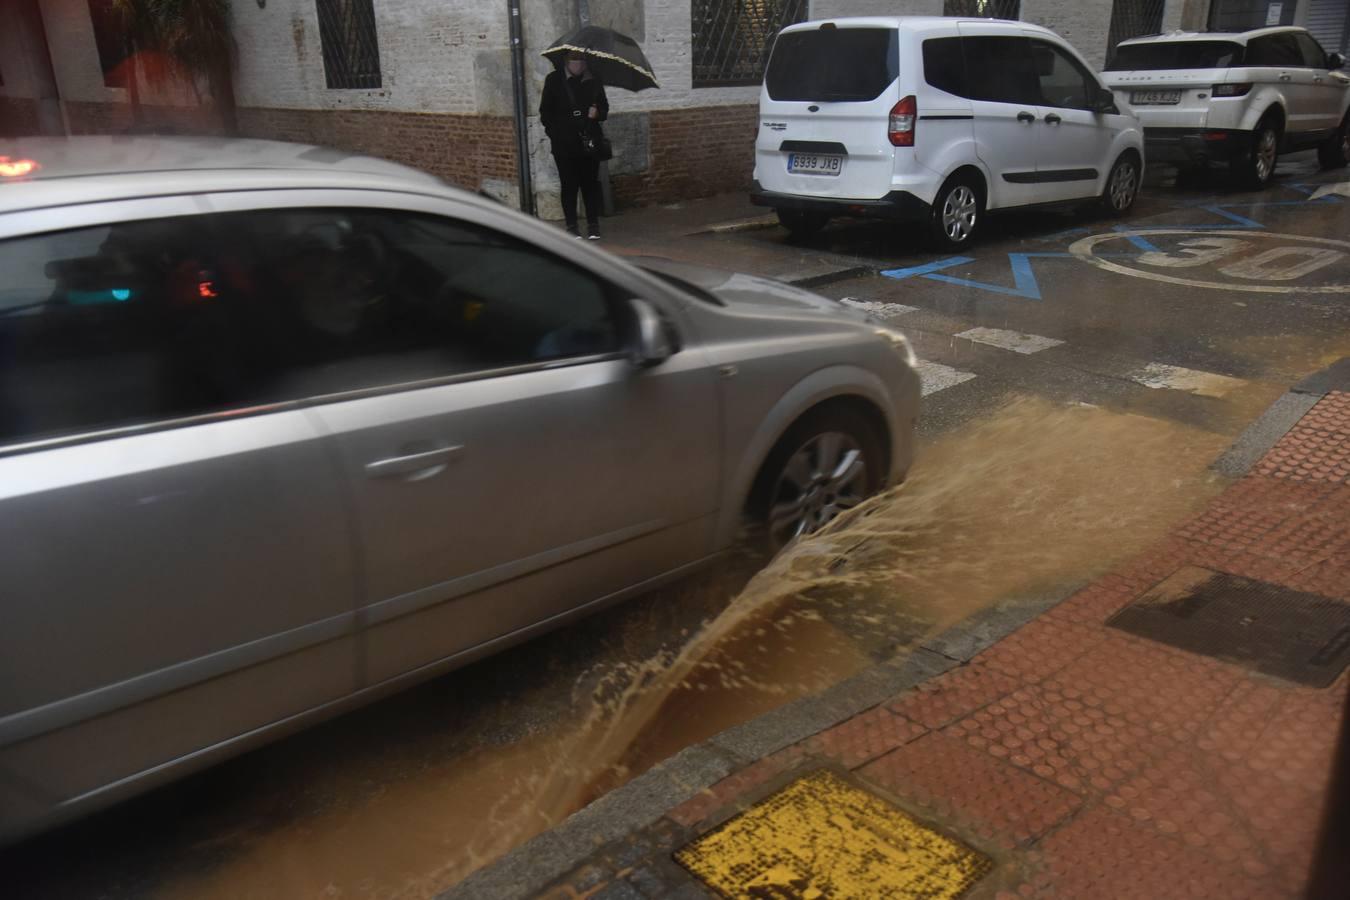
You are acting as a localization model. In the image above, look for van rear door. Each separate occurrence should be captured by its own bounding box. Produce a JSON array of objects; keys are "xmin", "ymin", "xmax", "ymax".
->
[{"xmin": 755, "ymin": 24, "xmax": 900, "ymax": 200}]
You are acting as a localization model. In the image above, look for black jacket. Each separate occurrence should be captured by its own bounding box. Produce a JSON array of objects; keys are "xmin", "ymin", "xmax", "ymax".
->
[{"xmin": 540, "ymin": 70, "xmax": 609, "ymax": 158}]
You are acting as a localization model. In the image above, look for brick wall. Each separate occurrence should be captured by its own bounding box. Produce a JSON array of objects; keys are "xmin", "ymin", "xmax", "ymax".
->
[
  {"xmin": 612, "ymin": 104, "xmax": 757, "ymax": 208},
  {"xmin": 61, "ymin": 100, "xmax": 227, "ymax": 136},
  {"xmin": 237, "ymin": 107, "xmax": 518, "ymax": 191},
  {"xmin": 0, "ymin": 98, "xmax": 41, "ymax": 137}
]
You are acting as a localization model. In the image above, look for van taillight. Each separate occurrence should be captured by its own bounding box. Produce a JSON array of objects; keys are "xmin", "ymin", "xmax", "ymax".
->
[{"xmin": 889, "ymin": 96, "xmax": 916, "ymax": 147}]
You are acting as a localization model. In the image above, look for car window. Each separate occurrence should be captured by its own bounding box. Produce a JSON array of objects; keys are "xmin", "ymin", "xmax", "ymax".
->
[
  {"xmin": 1246, "ymin": 33, "xmax": 1303, "ymax": 67},
  {"xmin": 1104, "ymin": 41, "xmax": 1244, "ymax": 70},
  {"xmin": 1294, "ymin": 32, "xmax": 1328, "ymax": 69},
  {"xmin": 923, "ymin": 37, "xmax": 967, "ymax": 96},
  {"xmin": 1030, "ymin": 40, "xmax": 1096, "ymax": 110},
  {"xmin": 0, "ymin": 210, "xmax": 623, "ymax": 447},
  {"xmin": 764, "ymin": 28, "xmax": 899, "ymax": 102},
  {"xmin": 961, "ymin": 36, "xmax": 1040, "ymax": 105}
]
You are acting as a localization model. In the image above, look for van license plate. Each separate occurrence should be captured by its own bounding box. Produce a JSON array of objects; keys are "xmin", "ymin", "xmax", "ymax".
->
[
  {"xmin": 788, "ymin": 153, "xmax": 843, "ymax": 175},
  {"xmin": 1131, "ymin": 90, "xmax": 1181, "ymax": 105}
]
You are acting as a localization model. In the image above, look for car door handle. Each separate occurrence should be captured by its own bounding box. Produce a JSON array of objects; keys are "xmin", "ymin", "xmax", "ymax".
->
[
  {"xmin": 1017, "ymin": 111, "xmax": 1036, "ymax": 124},
  {"xmin": 1044, "ymin": 113, "xmax": 1062, "ymax": 126},
  {"xmin": 365, "ymin": 445, "xmax": 463, "ymax": 480}
]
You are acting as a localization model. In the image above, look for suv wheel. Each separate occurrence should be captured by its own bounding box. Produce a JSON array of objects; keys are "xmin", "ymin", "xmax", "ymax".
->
[
  {"xmin": 777, "ymin": 208, "xmax": 829, "ymax": 240},
  {"xmin": 1100, "ymin": 152, "xmax": 1140, "ymax": 216},
  {"xmin": 754, "ymin": 408, "xmax": 883, "ymax": 551},
  {"xmin": 927, "ymin": 176, "xmax": 982, "ymax": 250},
  {"xmin": 1235, "ymin": 118, "xmax": 1280, "ymax": 188},
  {"xmin": 1318, "ymin": 113, "xmax": 1350, "ymax": 169}
]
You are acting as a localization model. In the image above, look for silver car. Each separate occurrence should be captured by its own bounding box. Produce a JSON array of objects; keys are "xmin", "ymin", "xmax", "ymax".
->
[{"xmin": 0, "ymin": 137, "xmax": 919, "ymax": 841}]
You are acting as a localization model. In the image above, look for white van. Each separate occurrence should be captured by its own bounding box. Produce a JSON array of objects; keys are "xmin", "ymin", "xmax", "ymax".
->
[{"xmin": 751, "ymin": 17, "xmax": 1145, "ymax": 248}]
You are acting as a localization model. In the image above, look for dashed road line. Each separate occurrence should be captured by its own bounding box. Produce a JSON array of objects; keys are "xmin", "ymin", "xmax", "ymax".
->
[
  {"xmin": 915, "ymin": 359, "xmax": 977, "ymax": 397},
  {"xmin": 1126, "ymin": 363, "xmax": 1246, "ymax": 399},
  {"xmin": 956, "ymin": 327, "xmax": 1064, "ymax": 355},
  {"xmin": 841, "ymin": 297, "xmax": 919, "ymax": 317}
]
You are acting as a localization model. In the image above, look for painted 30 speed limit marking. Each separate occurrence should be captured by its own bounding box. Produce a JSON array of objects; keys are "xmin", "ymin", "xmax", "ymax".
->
[{"xmin": 1069, "ymin": 230, "xmax": 1350, "ymax": 294}]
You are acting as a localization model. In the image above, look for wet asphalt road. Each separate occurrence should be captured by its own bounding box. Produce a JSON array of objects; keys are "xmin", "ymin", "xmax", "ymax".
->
[{"xmin": 6, "ymin": 153, "xmax": 1350, "ymax": 899}]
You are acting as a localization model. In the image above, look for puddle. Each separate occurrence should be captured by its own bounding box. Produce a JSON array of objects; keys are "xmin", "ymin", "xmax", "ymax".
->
[{"xmin": 145, "ymin": 398, "xmax": 1227, "ymax": 899}]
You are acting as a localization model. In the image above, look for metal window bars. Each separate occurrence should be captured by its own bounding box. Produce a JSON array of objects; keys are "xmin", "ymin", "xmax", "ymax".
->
[
  {"xmin": 943, "ymin": 0, "xmax": 1022, "ymax": 19},
  {"xmin": 1107, "ymin": 0, "xmax": 1166, "ymax": 59},
  {"xmin": 691, "ymin": 0, "xmax": 808, "ymax": 88},
  {"xmin": 316, "ymin": 0, "xmax": 382, "ymax": 90}
]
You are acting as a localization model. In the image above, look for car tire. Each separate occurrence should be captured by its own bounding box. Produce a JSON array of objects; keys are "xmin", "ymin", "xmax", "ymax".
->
[
  {"xmin": 752, "ymin": 407, "xmax": 885, "ymax": 552},
  {"xmin": 1317, "ymin": 113, "xmax": 1350, "ymax": 169},
  {"xmin": 777, "ymin": 208, "xmax": 829, "ymax": 240},
  {"xmin": 1100, "ymin": 151, "xmax": 1141, "ymax": 216},
  {"xmin": 926, "ymin": 175, "xmax": 983, "ymax": 250},
  {"xmin": 1233, "ymin": 117, "xmax": 1280, "ymax": 189}
]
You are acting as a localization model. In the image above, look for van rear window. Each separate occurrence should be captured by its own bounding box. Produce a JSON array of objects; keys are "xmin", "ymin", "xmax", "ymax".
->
[
  {"xmin": 1105, "ymin": 41, "xmax": 1244, "ymax": 70},
  {"xmin": 765, "ymin": 28, "xmax": 899, "ymax": 102}
]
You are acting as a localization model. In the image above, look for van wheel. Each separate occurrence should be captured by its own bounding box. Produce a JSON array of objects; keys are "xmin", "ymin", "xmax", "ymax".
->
[
  {"xmin": 1100, "ymin": 152, "xmax": 1140, "ymax": 216},
  {"xmin": 1233, "ymin": 117, "xmax": 1280, "ymax": 188},
  {"xmin": 752, "ymin": 407, "xmax": 883, "ymax": 552},
  {"xmin": 777, "ymin": 209, "xmax": 829, "ymax": 240},
  {"xmin": 1318, "ymin": 113, "xmax": 1349, "ymax": 169},
  {"xmin": 926, "ymin": 176, "xmax": 982, "ymax": 250}
]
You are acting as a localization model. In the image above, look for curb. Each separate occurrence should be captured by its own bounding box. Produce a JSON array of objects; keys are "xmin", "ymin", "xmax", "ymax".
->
[
  {"xmin": 1212, "ymin": 356, "xmax": 1349, "ymax": 478},
  {"xmin": 685, "ymin": 215, "xmax": 779, "ymax": 236},
  {"xmin": 440, "ymin": 359, "xmax": 1349, "ymax": 900}
]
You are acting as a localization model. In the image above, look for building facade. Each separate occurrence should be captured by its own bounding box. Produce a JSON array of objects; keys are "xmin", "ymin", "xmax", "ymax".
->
[{"xmin": 1, "ymin": 0, "xmax": 1346, "ymax": 216}]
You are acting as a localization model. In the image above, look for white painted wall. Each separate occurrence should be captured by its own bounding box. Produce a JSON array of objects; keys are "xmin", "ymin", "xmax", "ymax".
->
[
  {"xmin": 38, "ymin": 0, "xmax": 125, "ymax": 104},
  {"xmin": 228, "ymin": 0, "xmax": 506, "ymax": 114}
]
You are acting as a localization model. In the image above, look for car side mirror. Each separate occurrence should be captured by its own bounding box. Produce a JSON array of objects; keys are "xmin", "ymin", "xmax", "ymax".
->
[
  {"xmin": 1329, "ymin": 52, "xmax": 1346, "ymax": 70},
  {"xmin": 1091, "ymin": 87, "xmax": 1118, "ymax": 113},
  {"xmin": 628, "ymin": 297, "xmax": 676, "ymax": 367}
]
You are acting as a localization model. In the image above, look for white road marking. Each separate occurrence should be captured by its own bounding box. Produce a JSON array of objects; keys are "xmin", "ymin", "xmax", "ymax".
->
[
  {"xmin": 841, "ymin": 297, "xmax": 919, "ymax": 317},
  {"xmin": 915, "ymin": 360, "xmax": 976, "ymax": 396},
  {"xmin": 1310, "ymin": 181, "xmax": 1350, "ymax": 201},
  {"xmin": 1127, "ymin": 363, "xmax": 1246, "ymax": 398},
  {"xmin": 956, "ymin": 327, "xmax": 1064, "ymax": 355}
]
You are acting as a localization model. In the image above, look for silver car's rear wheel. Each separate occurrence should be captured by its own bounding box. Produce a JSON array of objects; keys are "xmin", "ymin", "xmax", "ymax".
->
[{"xmin": 756, "ymin": 409, "xmax": 884, "ymax": 550}]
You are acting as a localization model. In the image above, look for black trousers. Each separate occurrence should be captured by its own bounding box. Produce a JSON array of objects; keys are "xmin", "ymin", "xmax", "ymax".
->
[{"xmin": 553, "ymin": 153, "xmax": 602, "ymax": 229}]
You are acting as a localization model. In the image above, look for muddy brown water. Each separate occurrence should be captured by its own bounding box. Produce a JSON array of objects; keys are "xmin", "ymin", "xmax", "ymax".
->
[{"xmin": 143, "ymin": 398, "xmax": 1228, "ymax": 899}]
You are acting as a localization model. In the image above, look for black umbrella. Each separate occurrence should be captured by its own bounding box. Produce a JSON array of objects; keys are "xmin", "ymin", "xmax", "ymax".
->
[{"xmin": 542, "ymin": 25, "xmax": 660, "ymax": 92}]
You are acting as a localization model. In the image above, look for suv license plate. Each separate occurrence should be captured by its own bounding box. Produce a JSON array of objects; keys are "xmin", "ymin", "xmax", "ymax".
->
[
  {"xmin": 1131, "ymin": 90, "xmax": 1182, "ymax": 105},
  {"xmin": 788, "ymin": 153, "xmax": 843, "ymax": 176}
]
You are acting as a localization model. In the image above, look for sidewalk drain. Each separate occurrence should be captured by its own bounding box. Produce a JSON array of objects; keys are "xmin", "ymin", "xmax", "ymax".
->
[
  {"xmin": 673, "ymin": 769, "xmax": 990, "ymax": 899},
  {"xmin": 1108, "ymin": 566, "xmax": 1350, "ymax": 687}
]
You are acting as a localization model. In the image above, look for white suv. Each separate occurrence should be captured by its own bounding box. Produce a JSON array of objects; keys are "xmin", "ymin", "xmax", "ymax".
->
[
  {"xmin": 751, "ymin": 17, "xmax": 1145, "ymax": 249},
  {"xmin": 1103, "ymin": 27, "xmax": 1350, "ymax": 187}
]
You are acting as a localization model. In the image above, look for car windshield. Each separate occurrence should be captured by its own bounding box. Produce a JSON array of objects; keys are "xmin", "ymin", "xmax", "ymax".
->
[
  {"xmin": 764, "ymin": 28, "xmax": 899, "ymax": 101},
  {"xmin": 1105, "ymin": 40, "xmax": 1245, "ymax": 70}
]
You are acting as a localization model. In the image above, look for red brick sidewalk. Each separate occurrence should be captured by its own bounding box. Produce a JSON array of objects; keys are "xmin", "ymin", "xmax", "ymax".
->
[{"xmin": 548, "ymin": 391, "xmax": 1350, "ymax": 899}]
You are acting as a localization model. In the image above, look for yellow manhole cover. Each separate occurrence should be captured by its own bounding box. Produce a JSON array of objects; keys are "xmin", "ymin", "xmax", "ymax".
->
[{"xmin": 674, "ymin": 769, "xmax": 991, "ymax": 899}]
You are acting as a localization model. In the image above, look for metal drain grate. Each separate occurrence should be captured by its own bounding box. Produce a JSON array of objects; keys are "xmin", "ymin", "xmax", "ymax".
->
[
  {"xmin": 1108, "ymin": 567, "xmax": 1350, "ymax": 687},
  {"xmin": 675, "ymin": 769, "xmax": 990, "ymax": 899}
]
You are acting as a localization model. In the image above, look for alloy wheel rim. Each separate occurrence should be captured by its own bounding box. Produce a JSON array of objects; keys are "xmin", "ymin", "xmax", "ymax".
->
[
  {"xmin": 942, "ymin": 186, "xmax": 977, "ymax": 242},
  {"xmin": 1256, "ymin": 129, "xmax": 1276, "ymax": 181},
  {"xmin": 1110, "ymin": 162, "xmax": 1137, "ymax": 210},
  {"xmin": 768, "ymin": 431, "xmax": 868, "ymax": 546}
]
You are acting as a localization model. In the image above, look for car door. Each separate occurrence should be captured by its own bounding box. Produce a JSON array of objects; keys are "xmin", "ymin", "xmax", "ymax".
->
[
  {"xmin": 1294, "ymin": 31, "xmax": 1345, "ymax": 132},
  {"xmin": 0, "ymin": 200, "xmax": 357, "ymax": 829},
  {"xmin": 1027, "ymin": 36, "xmax": 1118, "ymax": 202},
  {"xmin": 957, "ymin": 28, "xmax": 1046, "ymax": 209},
  {"xmin": 1247, "ymin": 32, "xmax": 1318, "ymax": 137},
  {"xmin": 199, "ymin": 193, "xmax": 722, "ymax": 689}
]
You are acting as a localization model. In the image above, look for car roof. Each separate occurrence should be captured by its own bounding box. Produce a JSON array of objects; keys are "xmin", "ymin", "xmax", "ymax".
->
[
  {"xmin": 1117, "ymin": 25, "xmax": 1309, "ymax": 47},
  {"xmin": 782, "ymin": 16, "xmax": 1056, "ymax": 38},
  {"xmin": 0, "ymin": 135, "xmax": 459, "ymax": 216}
]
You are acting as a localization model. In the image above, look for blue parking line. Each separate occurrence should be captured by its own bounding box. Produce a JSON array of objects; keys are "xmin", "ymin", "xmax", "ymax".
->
[{"xmin": 879, "ymin": 256, "xmax": 974, "ymax": 279}]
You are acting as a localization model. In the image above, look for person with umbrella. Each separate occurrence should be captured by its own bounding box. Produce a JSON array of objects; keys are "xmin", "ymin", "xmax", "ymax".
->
[
  {"xmin": 539, "ymin": 26, "xmax": 659, "ymax": 241},
  {"xmin": 539, "ymin": 52, "xmax": 609, "ymax": 241}
]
